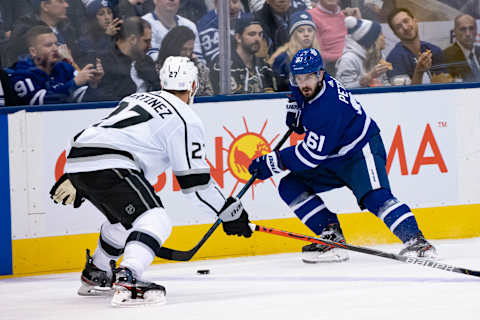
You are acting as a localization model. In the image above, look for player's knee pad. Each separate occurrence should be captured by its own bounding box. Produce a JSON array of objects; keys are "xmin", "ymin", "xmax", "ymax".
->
[
  {"xmin": 98, "ymin": 221, "xmax": 128, "ymax": 258},
  {"xmin": 362, "ymin": 189, "xmax": 420, "ymax": 242},
  {"xmin": 126, "ymin": 207, "xmax": 172, "ymax": 257}
]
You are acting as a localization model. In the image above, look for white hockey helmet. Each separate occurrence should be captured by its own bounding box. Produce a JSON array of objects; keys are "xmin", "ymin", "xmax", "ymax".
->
[{"xmin": 160, "ymin": 56, "xmax": 198, "ymax": 103}]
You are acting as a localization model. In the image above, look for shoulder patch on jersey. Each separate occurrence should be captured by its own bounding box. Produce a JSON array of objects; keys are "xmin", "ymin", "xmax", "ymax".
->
[{"xmin": 328, "ymin": 80, "xmax": 334, "ymax": 87}]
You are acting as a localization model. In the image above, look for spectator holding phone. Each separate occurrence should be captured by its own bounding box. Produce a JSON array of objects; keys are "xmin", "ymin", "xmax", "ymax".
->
[{"xmin": 77, "ymin": 0, "xmax": 122, "ymax": 67}]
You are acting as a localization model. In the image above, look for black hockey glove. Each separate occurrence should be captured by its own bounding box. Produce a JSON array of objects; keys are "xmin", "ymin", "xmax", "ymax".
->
[
  {"xmin": 218, "ymin": 197, "xmax": 252, "ymax": 238},
  {"xmin": 49, "ymin": 173, "xmax": 84, "ymax": 208},
  {"xmin": 285, "ymin": 95, "xmax": 304, "ymax": 134}
]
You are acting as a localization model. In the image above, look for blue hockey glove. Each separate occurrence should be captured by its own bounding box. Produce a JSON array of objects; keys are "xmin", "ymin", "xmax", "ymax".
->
[
  {"xmin": 285, "ymin": 95, "xmax": 304, "ymax": 134},
  {"xmin": 248, "ymin": 150, "xmax": 285, "ymax": 180},
  {"xmin": 219, "ymin": 197, "xmax": 252, "ymax": 238}
]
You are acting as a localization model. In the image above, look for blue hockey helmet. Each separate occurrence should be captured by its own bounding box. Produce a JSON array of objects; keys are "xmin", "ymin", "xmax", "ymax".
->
[
  {"xmin": 289, "ymin": 48, "xmax": 323, "ymax": 86},
  {"xmin": 290, "ymin": 48, "xmax": 323, "ymax": 75}
]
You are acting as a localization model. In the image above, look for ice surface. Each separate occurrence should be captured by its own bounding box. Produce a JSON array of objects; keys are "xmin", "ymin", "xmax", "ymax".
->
[{"xmin": 2, "ymin": 238, "xmax": 480, "ymax": 320}]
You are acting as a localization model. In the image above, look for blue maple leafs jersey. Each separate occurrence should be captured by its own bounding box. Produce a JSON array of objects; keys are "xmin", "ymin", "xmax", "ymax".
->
[
  {"xmin": 280, "ymin": 73, "xmax": 380, "ymax": 171},
  {"xmin": 6, "ymin": 57, "xmax": 88, "ymax": 105}
]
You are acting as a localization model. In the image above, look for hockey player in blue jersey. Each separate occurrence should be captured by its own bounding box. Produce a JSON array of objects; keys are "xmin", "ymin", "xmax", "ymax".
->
[{"xmin": 248, "ymin": 48, "xmax": 437, "ymax": 263}]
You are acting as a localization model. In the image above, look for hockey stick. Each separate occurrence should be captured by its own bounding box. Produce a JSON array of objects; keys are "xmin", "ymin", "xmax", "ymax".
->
[
  {"xmin": 156, "ymin": 128, "xmax": 294, "ymax": 261},
  {"xmin": 251, "ymin": 223, "xmax": 480, "ymax": 278}
]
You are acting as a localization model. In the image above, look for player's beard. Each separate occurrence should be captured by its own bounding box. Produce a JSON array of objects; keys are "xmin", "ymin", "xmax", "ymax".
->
[{"xmin": 302, "ymin": 82, "xmax": 322, "ymax": 101}]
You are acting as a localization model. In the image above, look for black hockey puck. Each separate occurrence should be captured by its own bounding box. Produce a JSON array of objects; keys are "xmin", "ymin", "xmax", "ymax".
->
[{"xmin": 196, "ymin": 269, "xmax": 210, "ymax": 275}]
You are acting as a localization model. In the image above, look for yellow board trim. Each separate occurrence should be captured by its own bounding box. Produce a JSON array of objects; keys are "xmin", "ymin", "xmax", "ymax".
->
[{"xmin": 7, "ymin": 204, "xmax": 480, "ymax": 277}]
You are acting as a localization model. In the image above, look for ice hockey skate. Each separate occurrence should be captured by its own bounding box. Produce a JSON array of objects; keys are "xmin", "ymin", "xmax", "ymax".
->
[
  {"xmin": 302, "ymin": 223, "xmax": 349, "ymax": 263},
  {"xmin": 399, "ymin": 233, "xmax": 438, "ymax": 259},
  {"xmin": 77, "ymin": 249, "xmax": 113, "ymax": 296},
  {"xmin": 111, "ymin": 266, "xmax": 166, "ymax": 307}
]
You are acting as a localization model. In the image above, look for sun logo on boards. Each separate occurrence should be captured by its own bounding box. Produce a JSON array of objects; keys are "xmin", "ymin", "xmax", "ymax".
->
[{"xmin": 222, "ymin": 116, "xmax": 280, "ymax": 199}]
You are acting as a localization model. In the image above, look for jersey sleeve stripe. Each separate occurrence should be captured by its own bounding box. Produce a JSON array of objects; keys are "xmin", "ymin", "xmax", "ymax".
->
[
  {"xmin": 176, "ymin": 173, "xmax": 211, "ymax": 192},
  {"xmin": 68, "ymin": 146, "xmax": 135, "ymax": 161},
  {"xmin": 294, "ymin": 143, "xmax": 318, "ymax": 168}
]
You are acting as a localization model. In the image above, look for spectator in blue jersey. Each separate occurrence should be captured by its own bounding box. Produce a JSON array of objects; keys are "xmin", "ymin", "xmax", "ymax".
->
[
  {"xmin": 114, "ymin": 0, "xmax": 154, "ymax": 19},
  {"xmin": 197, "ymin": 0, "xmax": 245, "ymax": 66},
  {"xmin": 94, "ymin": 17, "xmax": 159, "ymax": 101},
  {"xmin": 386, "ymin": 8, "xmax": 444, "ymax": 85},
  {"xmin": 156, "ymin": 26, "xmax": 214, "ymax": 96},
  {"xmin": 6, "ymin": 26, "xmax": 104, "ymax": 105},
  {"xmin": 268, "ymin": 10, "xmax": 320, "ymax": 91},
  {"xmin": 248, "ymin": 48, "xmax": 437, "ymax": 263},
  {"xmin": 336, "ymin": 16, "xmax": 390, "ymax": 88},
  {"xmin": 210, "ymin": 15, "xmax": 274, "ymax": 94},
  {"xmin": 5, "ymin": 0, "xmax": 80, "ymax": 68},
  {"xmin": 77, "ymin": 0, "xmax": 122, "ymax": 67},
  {"xmin": 254, "ymin": 0, "xmax": 307, "ymax": 54},
  {"xmin": 142, "ymin": 0, "xmax": 203, "ymax": 62}
]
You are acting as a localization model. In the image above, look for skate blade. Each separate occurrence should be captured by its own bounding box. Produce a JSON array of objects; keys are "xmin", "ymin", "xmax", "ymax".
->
[
  {"xmin": 111, "ymin": 288, "xmax": 167, "ymax": 307},
  {"xmin": 78, "ymin": 283, "xmax": 113, "ymax": 296},
  {"xmin": 302, "ymin": 249, "xmax": 350, "ymax": 264}
]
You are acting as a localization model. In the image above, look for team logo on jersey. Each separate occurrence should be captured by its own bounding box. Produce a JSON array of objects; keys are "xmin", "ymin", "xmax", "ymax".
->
[{"xmin": 125, "ymin": 204, "xmax": 136, "ymax": 215}]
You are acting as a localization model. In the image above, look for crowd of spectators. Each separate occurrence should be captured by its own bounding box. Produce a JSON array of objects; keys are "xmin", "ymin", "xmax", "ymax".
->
[{"xmin": 1, "ymin": 0, "xmax": 480, "ymax": 106}]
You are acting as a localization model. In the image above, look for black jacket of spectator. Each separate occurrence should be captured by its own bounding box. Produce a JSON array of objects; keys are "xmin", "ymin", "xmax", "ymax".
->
[
  {"xmin": 113, "ymin": 0, "xmax": 154, "ymax": 19},
  {"xmin": 178, "ymin": 0, "xmax": 208, "ymax": 24},
  {"xmin": 211, "ymin": 48, "xmax": 274, "ymax": 94},
  {"xmin": 0, "ymin": 0, "xmax": 33, "ymax": 32},
  {"xmin": 5, "ymin": 14, "xmax": 79, "ymax": 68},
  {"xmin": 66, "ymin": 0, "xmax": 88, "ymax": 37},
  {"xmin": 254, "ymin": 2, "xmax": 305, "ymax": 54},
  {"xmin": 93, "ymin": 44, "xmax": 159, "ymax": 101}
]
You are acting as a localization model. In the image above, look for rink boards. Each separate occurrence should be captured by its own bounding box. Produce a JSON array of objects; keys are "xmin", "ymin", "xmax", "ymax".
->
[{"xmin": 1, "ymin": 85, "xmax": 480, "ymax": 276}]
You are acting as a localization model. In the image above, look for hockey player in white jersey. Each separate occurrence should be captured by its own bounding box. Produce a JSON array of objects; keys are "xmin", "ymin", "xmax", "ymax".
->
[{"xmin": 50, "ymin": 56, "xmax": 252, "ymax": 307}]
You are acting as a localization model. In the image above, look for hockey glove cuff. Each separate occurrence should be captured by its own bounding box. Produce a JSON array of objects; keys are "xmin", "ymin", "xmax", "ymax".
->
[
  {"xmin": 219, "ymin": 197, "xmax": 252, "ymax": 238},
  {"xmin": 248, "ymin": 150, "xmax": 285, "ymax": 180},
  {"xmin": 49, "ymin": 174, "xmax": 84, "ymax": 208},
  {"xmin": 285, "ymin": 95, "xmax": 304, "ymax": 134}
]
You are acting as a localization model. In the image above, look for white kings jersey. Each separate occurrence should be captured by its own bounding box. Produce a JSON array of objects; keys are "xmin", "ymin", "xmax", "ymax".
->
[{"xmin": 64, "ymin": 90, "xmax": 226, "ymax": 213}]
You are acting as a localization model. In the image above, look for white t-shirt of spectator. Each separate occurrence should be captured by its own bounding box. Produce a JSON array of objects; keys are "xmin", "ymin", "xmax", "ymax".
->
[{"xmin": 143, "ymin": 12, "xmax": 204, "ymax": 62}]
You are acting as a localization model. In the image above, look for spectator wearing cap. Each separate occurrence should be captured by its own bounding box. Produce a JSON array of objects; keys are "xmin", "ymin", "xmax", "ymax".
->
[
  {"xmin": 142, "ymin": 0, "xmax": 203, "ymax": 61},
  {"xmin": 114, "ymin": 0, "xmax": 154, "ymax": 19},
  {"xmin": 211, "ymin": 15, "xmax": 274, "ymax": 94},
  {"xmin": 197, "ymin": 0, "xmax": 246, "ymax": 66},
  {"xmin": 386, "ymin": 8, "xmax": 444, "ymax": 85},
  {"xmin": 267, "ymin": 10, "xmax": 320, "ymax": 91},
  {"xmin": 254, "ymin": 0, "xmax": 307, "ymax": 54},
  {"xmin": 5, "ymin": 0, "xmax": 80, "ymax": 68},
  {"xmin": 336, "ymin": 16, "xmax": 390, "ymax": 88},
  {"xmin": 77, "ymin": 0, "xmax": 122, "ymax": 67},
  {"xmin": 308, "ymin": 0, "xmax": 361, "ymax": 76}
]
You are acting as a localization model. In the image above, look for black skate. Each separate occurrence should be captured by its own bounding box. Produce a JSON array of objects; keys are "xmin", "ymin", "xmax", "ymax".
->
[
  {"xmin": 399, "ymin": 233, "xmax": 438, "ymax": 259},
  {"xmin": 77, "ymin": 249, "xmax": 113, "ymax": 296},
  {"xmin": 111, "ymin": 265, "xmax": 166, "ymax": 307},
  {"xmin": 302, "ymin": 223, "xmax": 349, "ymax": 263}
]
